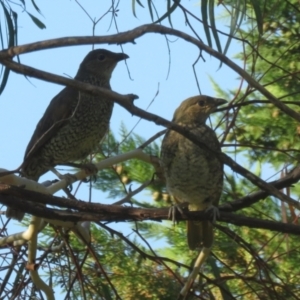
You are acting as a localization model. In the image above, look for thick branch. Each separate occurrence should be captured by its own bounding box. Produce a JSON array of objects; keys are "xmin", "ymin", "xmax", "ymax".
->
[
  {"xmin": 1, "ymin": 58, "xmax": 138, "ymax": 104},
  {"xmin": 0, "ymin": 184, "xmax": 300, "ymax": 236},
  {"xmin": 221, "ymin": 165, "xmax": 300, "ymax": 212}
]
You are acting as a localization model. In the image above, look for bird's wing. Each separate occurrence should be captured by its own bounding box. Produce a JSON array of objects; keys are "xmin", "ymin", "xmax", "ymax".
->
[
  {"xmin": 161, "ymin": 130, "xmax": 180, "ymax": 174},
  {"xmin": 24, "ymin": 87, "xmax": 78, "ymax": 162},
  {"xmin": 194, "ymin": 125, "xmax": 223, "ymax": 207}
]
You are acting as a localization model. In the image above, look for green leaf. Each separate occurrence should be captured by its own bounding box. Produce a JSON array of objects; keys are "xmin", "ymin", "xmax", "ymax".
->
[
  {"xmin": 147, "ymin": 0, "xmax": 154, "ymax": 21},
  {"xmin": 132, "ymin": 0, "xmax": 137, "ymax": 18},
  {"xmin": 167, "ymin": 0, "xmax": 172, "ymax": 26},
  {"xmin": 209, "ymin": 0, "xmax": 222, "ymax": 53},
  {"xmin": 201, "ymin": 0, "xmax": 212, "ymax": 47},
  {"xmin": 26, "ymin": 12, "xmax": 46, "ymax": 29},
  {"xmin": 31, "ymin": 0, "xmax": 43, "ymax": 15},
  {"xmin": 154, "ymin": 0, "xmax": 180, "ymax": 26},
  {"xmin": 12, "ymin": 11, "xmax": 18, "ymax": 47},
  {"xmin": 135, "ymin": 0, "xmax": 144, "ymax": 6},
  {"xmin": 0, "ymin": 66, "xmax": 10, "ymax": 95},
  {"xmin": 249, "ymin": 0, "xmax": 263, "ymax": 35},
  {"xmin": 0, "ymin": 2, "xmax": 14, "ymax": 95},
  {"xmin": 0, "ymin": 10, "xmax": 5, "ymax": 50},
  {"xmin": 222, "ymin": 0, "xmax": 245, "ymax": 59},
  {"xmin": 1, "ymin": 2, "xmax": 15, "ymax": 47},
  {"xmin": 132, "ymin": 0, "xmax": 144, "ymax": 18}
]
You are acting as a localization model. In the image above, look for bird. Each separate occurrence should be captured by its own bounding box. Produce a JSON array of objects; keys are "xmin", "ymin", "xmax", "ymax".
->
[
  {"xmin": 6, "ymin": 49, "xmax": 129, "ymax": 221},
  {"xmin": 160, "ymin": 95, "xmax": 226, "ymax": 251}
]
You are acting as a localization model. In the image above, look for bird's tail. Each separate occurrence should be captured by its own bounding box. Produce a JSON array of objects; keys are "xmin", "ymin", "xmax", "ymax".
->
[{"xmin": 187, "ymin": 220, "xmax": 214, "ymax": 250}]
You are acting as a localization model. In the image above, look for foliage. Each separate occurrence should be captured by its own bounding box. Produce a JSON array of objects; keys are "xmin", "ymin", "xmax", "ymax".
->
[
  {"xmin": 1, "ymin": 0, "xmax": 300, "ymax": 299},
  {"xmin": 0, "ymin": 0, "xmax": 45, "ymax": 94}
]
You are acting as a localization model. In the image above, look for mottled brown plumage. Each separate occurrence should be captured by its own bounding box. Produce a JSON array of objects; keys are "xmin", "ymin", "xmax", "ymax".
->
[
  {"xmin": 161, "ymin": 95, "xmax": 226, "ymax": 250},
  {"xmin": 7, "ymin": 49, "xmax": 128, "ymax": 220}
]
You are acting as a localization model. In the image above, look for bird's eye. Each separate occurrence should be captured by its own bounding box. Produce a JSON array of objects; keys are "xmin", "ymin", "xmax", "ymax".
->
[
  {"xmin": 198, "ymin": 100, "xmax": 205, "ymax": 107},
  {"xmin": 97, "ymin": 54, "xmax": 106, "ymax": 61}
]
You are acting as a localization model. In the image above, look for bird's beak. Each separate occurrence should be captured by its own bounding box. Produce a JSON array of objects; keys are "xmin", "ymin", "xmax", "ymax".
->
[
  {"xmin": 115, "ymin": 53, "xmax": 129, "ymax": 61},
  {"xmin": 215, "ymin": 98, "xmax": 227, "ymax": 107}
]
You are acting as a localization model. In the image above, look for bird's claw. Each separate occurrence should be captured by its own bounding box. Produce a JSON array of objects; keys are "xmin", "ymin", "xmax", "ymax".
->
[
  {"xmin": 205, "ymin": 205, "xmax": 219, "ymax": 223},
  {"xmin": 50, "ymin": 167, "xmax": 76, "ymax": 191},
  {"xmin": 168, "ymin": 204, "xmax": 186, "ymax": 224},
  {"xmin": 82, "ymin": 163, "xmax": 98, "ymax": 182},
  {"xmin": 80, "ymin": 163, "xmax": 98, "ymax": 176}
]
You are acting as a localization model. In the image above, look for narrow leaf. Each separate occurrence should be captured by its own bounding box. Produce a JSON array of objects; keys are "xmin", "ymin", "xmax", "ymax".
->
[
  {"xmin": 222, "ymin": 0, "xmax": 245, "ymax": 58},
  {"xmin": 154, "ymin": 0, "xmax": 180, "ymax": 25},
  {"xmin": 0, "ymin": 67, "xmax": 10, "ymax": 95},
  {"xmin": 1, "ymin": 3, "xmax": 15, "ymax": 47},
  {"xmin": 201, "ymin": 0, "xmax": 212, "ymax": 47},
  {"xmin": 147, "ymin": 0, "xmax": 154, "ymax": 21},
  {"xmin": 0, "ymin": 2, "xmax": 14, "ymax": 93},
  {"xmin": 136, "ymin": 0, "xmax": 144, "ymax": 7},
  {"xmin": 26, "ymin": 12, "xmax": 46, "ymax": 29},
  {"xmin": 0, "ymin": 11, "xmax": 5, "ymax": 50},
  {"xmin": 167, "ymin": 0, "xmax": 172, "ymax": 27},
  {"xmin": 132, "ymin": 0, "xmax": 138, "ymax": 18},
  {"xmin": 31, "ymin": 0, "xmax": 43, "ymax": 15},
  {"xmin": 132, "ymin": 0, "xmax": 145, "ymax": 18},
  {"xmin": 209, "ymin": 0, "xmax": 222, "ymax": 53},
  {"xmin": 12, "ymin": 11, "xmax": 18, "ymax": 48},
  {"xmin": 249, "ymin": 0, "xmax": 263, "ymax": 35}
]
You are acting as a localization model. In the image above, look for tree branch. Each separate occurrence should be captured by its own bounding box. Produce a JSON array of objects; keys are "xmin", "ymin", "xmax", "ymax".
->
[
  {"xmin": 221, "ymin": 165, "xmax": 300, "ymax": 212},
  {"xmin": 1, "ymin": 184, "xmax": 300, "ymax": 236}
]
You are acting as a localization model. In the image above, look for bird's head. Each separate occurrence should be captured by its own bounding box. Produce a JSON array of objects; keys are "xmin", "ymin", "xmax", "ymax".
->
[
  {"xmin": 77, "ymin": 49, "xmax": 129, "ymax": 80},
  {"xmin": 172, "ymin": 95, "xmax": 227, "ymax": 125}
]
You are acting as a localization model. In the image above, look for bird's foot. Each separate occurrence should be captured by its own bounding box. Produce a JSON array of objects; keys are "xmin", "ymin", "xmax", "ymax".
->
[
  {"xmin": 61, "ymin": 162, "xmax": 98, "ymax": 182},
  {"xmin": 168, "ymin": 205, "xmax": 178, "ymax": 224},
  {"xmin": 205, "ymin": 205, "xmax": 220, "ymax": 224},
  {"xmin": 50, "ymin": 167, "xmax": 77, "ymax": 193},
  {"xmin": 80, "ymin": 163, "xmax": 98, "ymax": 183},
  {"xmin": 168, "ymin": 203, "xmax": 188, "ymax": 224}
]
